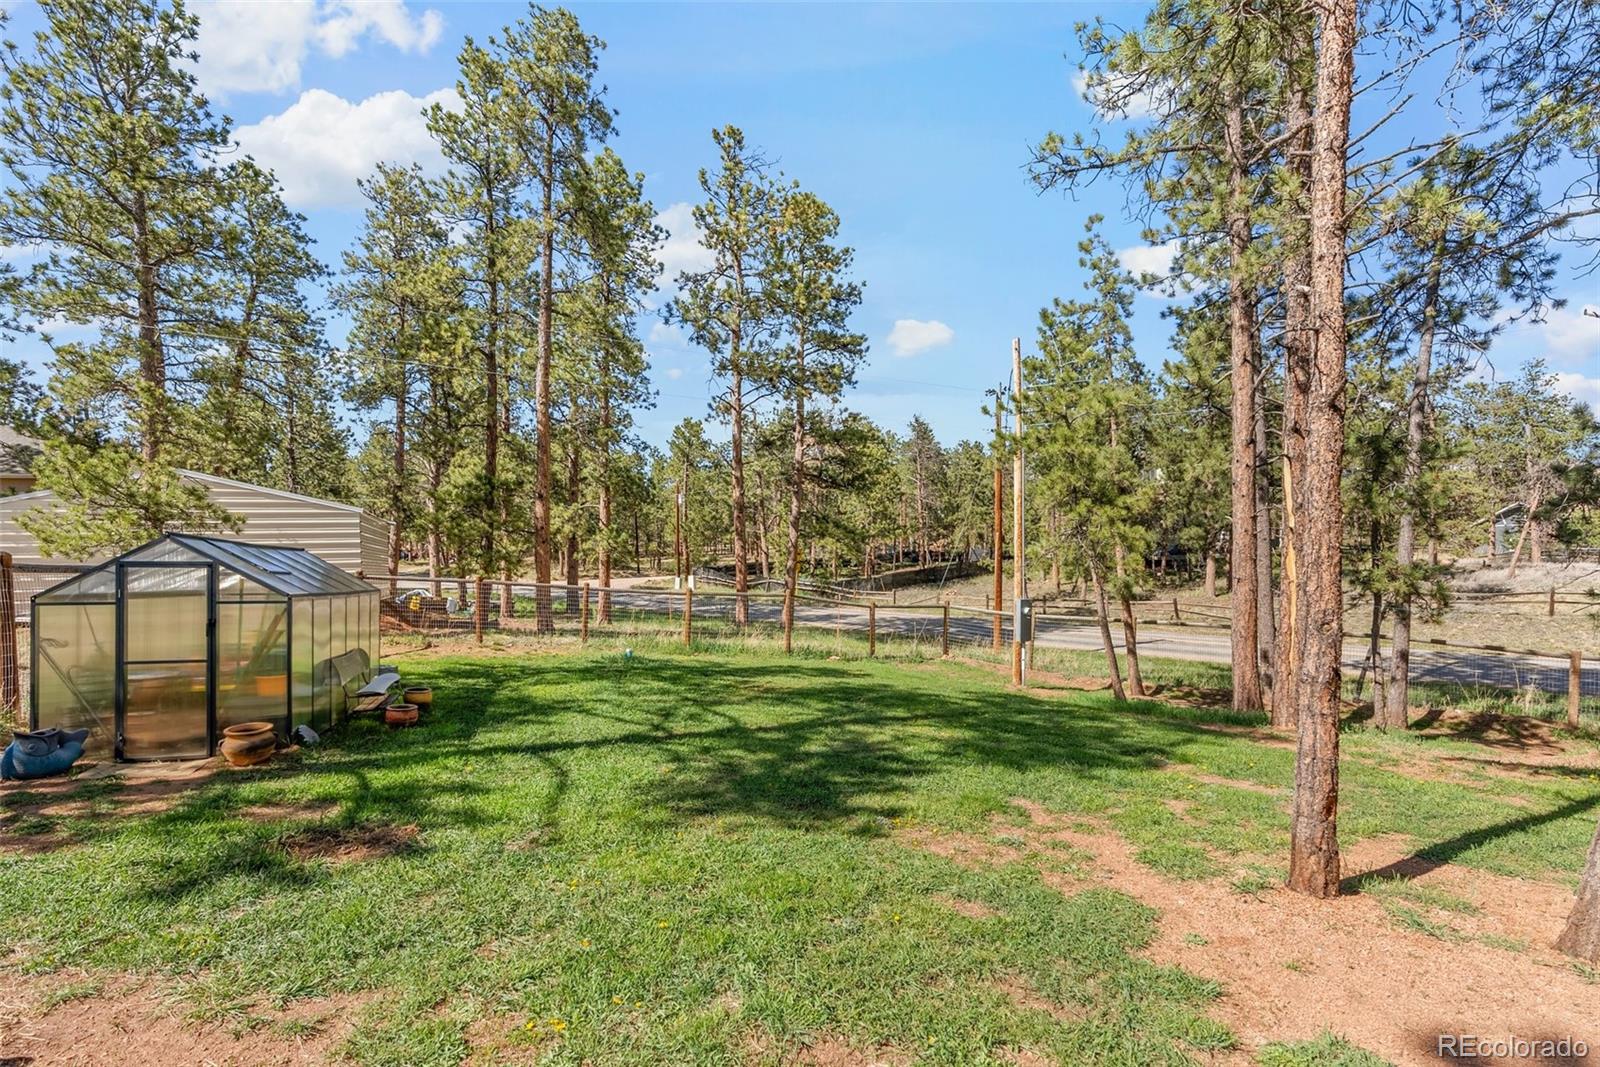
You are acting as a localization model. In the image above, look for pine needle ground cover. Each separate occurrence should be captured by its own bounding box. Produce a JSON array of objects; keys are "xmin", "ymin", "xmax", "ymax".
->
[{"xmin": 3, "ymin": 643, "xmax": 1599, "ymax": 1065}]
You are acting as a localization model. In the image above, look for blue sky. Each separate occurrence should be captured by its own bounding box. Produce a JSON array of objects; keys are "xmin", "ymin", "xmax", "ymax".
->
[{"xmin": 5, "ymin": 1, "xmax": 1598, "ymax": 451}]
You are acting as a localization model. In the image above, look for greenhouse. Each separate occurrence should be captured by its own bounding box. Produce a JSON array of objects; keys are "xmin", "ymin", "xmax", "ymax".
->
[{"xmin": 31, "ymin": 534, "xmax": 381, "ymax": 761}]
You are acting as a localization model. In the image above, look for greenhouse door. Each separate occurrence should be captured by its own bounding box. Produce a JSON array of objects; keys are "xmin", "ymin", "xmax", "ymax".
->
[{"xmin": 117, "ymin": 562, "xmax": 215, "ymax": 761}]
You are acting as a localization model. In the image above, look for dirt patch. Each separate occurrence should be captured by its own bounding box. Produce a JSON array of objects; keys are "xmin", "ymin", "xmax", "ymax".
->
[
  {"xmin": 462, "ymin": 1012, "xmax": 548, "ymax": 1066},
  {"xmin": 278, "ymin": 823, "xmax": 419, "ymax": 865},
  {"xmin": 238, "ymin": 801, "xmax": 341, "ymax": 823},
  {"xmin": 0, "ymin": 972, "xmax": 368, "ymax": 1066},
  {"xmin": 992, "ymin": 975, "xmax": 1088, "ymax": 1023},
  {"xmin": 932, "ymin": 893, "xmax": 996, "ymax": 920},
  {"xmin": 790, "ymin": 1033, "xmax": 910, "ymax": 1066},
  {"xmin": 971, "ymin": 798, "xmax": 1600, "ymax": 1066},
  {"xmin": 895, "ymin": 825, "xmax": 1024, "ymax": 869},
  {"xmin": 1162, "ymin": 764, "xmax": 1285, "ymax": 797}
]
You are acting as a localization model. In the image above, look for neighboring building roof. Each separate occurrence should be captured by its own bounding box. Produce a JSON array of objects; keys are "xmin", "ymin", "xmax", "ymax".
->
[{"xmin": 0, "ymin": 426, "xmax": 42, "ymax": 477}]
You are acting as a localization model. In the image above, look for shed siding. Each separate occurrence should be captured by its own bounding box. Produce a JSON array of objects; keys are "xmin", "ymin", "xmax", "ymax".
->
[{"xmin": 0, "ymin": 472, "xmax": 379, "ymax": 575}]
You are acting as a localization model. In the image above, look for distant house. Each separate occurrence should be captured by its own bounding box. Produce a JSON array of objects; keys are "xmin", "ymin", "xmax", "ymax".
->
[
  {"xmin": 0, "ymin": 468, "xmax": 390, "ymax": 575},
  {"xmin": 0, "ymin": 426, "xmax": 42, "ymax": 495}
]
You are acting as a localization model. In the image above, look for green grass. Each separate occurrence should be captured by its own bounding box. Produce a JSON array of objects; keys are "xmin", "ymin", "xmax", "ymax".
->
[
  {"xmin": 2, "ymin": 639, "xmax": 1597, "ymax": 1064},
  {"xmin": 1257, "ymin": 1031, "xmax": 1391, "ymax": 1066}
]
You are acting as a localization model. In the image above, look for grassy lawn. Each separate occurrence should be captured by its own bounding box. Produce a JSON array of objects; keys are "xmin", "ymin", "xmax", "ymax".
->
[{"xmin": 4, "ymin": 638, "xmax": 1600, "ymax": 1065}]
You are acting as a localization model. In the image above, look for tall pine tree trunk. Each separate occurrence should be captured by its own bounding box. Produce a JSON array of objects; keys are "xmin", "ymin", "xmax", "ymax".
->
[
  {"xmin": 1225, "ymin": 86, "xmax": 1264, "ymax": 714},
  {"xmin": 783, "ymin": 356, "xmax": 806, "ymax": 654},
  {"xmin": 1274, "ymin": 9, "xmax": 1314, "ymax": 733},
  {"xmin": 389, "ymin": 377, "xmax": 406, "ymax": 595},
  {"xmin": 1254, "ymin": 372, "xmax": 1276, "ymax": 706},
  {"xmin": 598, "ymin": 386, "xmax": 614, "ymax": 625},
  {"xmin": 1119, "ymin": 592, "xmax": 1146, "ymax": 698},
  {"xmin": 1381, "ymin": 237, "xmax": 1444, "ymax": 730},
  {"xmin": 1089, "ymin": 556, "xmax": 1127, "ymax": 702},
  {"xmin": 1558, "ymin": 818, "xmax": 1600, "ymax": 961},
  {"xmin": 1287, "ymin": 0, "xmax": 1356, "ymax": 899},
  {"xmin": 533, "ymin": 133, "xmax": 556, "ymax": 633}
]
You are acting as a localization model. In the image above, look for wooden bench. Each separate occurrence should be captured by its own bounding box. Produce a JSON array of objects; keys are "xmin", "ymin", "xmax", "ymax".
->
[{"xmin": 326, "ymin": 649, "xmax": 400, "ymax": 715}]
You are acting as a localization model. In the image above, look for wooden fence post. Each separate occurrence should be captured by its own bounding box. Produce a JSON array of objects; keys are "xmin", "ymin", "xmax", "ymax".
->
[
  {"xmin": 1550, "ymin": 587, "xmax": 1557, "ymax": 617},
  {"xmin": 1570, "ymin": 651, "xmax": 1583, "ymax": 729},
  {"xmin": 1172, "ymin": 597, "xmax": 1181, "ymax": 622},
  {"xmin": 0, "ymin": 552, "xmax": 17, "ymax": 717},
  {"xmin": 474, "ymin": 577, "xmax": 486, "ymax": 645},
  {"xmin": 868, "ymin": 603, "xmax": 877, "ymax": 657},
  {"xmin": 682, "ymin": 587, "xmax": 693, "ymax": 647},
  {"xmin": 941, "ymin": 600, "xmax": 950, "ymax": 657},
  {"xmin": 580, "ymin": 582, "xmax": 590, "ymax": 644}
]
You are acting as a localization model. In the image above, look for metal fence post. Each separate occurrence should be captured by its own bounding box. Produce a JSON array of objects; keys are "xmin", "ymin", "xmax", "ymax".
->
[
  {"xmin": 0, "ymin": 552, "xmax": 17, "ymax": 718},
  {"xmin": 868, "ymin": 603, "xmax": 877, "ymax": 657},
  {"xmin": 682, "ymin": 587, "xmax": 693, "ymax": 647},
  {"xmin": 1570, "ymin": 651, "xmax": 1583, "ymax": 729},
  {"xmin": 474, "ymin": 577, "xmax": 486, "ymax": 645},
  {"xmin": 580, "ymin": 582, "xmax": 590, "ymax": 644},
  {"xmin": 941, "ymin": 600, "xmax": 950, "ymax": 657}
]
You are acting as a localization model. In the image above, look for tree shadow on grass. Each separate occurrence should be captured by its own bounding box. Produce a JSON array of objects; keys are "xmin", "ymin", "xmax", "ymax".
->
[{"xmin": 1343, "ymin": 791, "xmax": 1600, "ymax": 889}]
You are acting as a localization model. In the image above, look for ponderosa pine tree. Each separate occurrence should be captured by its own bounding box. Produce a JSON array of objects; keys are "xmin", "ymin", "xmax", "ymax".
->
[
  {"xmin": 671, "ymin": 126, "xmax": 778, "ymax": 627},
  {"xmin": 334, "ymin": 164, "xmax": 455, "ymax": 590},
  {"xmin": 763, "ymin": 187, "xmax": 866, "ymax": 652},
  {"xmin": 570, "ymin": 149, "xmax": 662, "ymax": 622},
  {"xmin": 0, "ymin": 0, "xmax": 238, "ymax": 554},
  {"xmin": 500, "ymin": 4, "xmax": 612, "ymax": 631},
  {"xmin": 428, "ymin": 33, "xmax": 525, "ymax": 603}
]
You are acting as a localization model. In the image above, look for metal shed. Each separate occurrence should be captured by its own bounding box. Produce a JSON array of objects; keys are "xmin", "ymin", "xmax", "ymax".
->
[
  {"xmin": 31, "ymin": 534, "xmax": 381, "ymax": 761},
  {"xmin": 0, "ymin": 470, "xmax": 390, "ymax": 575}
]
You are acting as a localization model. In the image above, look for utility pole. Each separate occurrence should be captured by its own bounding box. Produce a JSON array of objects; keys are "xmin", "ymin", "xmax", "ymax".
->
[{"xmin": 1012, "ymin": 338, "xmax": 1026, "ymax": 686}]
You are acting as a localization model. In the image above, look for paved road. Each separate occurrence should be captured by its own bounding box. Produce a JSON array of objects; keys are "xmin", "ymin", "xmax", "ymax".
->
[{"xmin": 583, "ymin": 587, "xmax": 1592, "ymax": 699}]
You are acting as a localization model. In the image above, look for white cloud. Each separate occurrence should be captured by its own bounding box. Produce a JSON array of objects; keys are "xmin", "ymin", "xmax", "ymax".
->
[
  {"xmin": 194, "ymin": 0, "xmax": 444, "ymax": 97},
  {"xmin": 233, "ymin": 87, "xmax": 457, "ymax": 208},
  {"xmin": 1073, "ymin": 69, "xmax": 1160, "ymax": 122},
  {"xmin": 1554, "ymin": 372, "xmax": 1600, "ymax": 413},
  {"xmin": 1531, "ymin": 306, "xmax": 1600, "ymax": 363},
  {"xmin": 885, "ymin": 319, "xmax": 955, "ymax": 358},
  {"xmin": 664, "ymin": 367, "xmax": 685, "ymax": 381},
  {"xmin": 1117, "ymin": 240, "xmax": 1181, "ymax": 279},
  {"xmin": 654, "ymin": 202, "xmax": 714, "ymax": 286},
  {"xmin": 649, "ymin": 321, "xmax": 687, "ymax": 346}
]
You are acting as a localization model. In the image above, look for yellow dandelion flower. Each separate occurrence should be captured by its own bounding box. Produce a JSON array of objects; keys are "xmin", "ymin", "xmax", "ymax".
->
[
  {"xmin": 657, "ymin": 920, "xmax": 669, "ymax": 928},
  {"xmin": 612, "ymin": 996, "xmax": 623, "ymax": 1005},
  {"xmin": 580, "ymin": 938, "xmax": 592, "ymax": 948},
  {"xmin": 549, "ymin": 1019, "xmax": 567, "ymax": 1032},
  {"xmin": 892, "ymin": 914, "xmax": 902, "ymax": 922},
  {"xmin": 634, "ymin": 1001, "xmax": 642, "ymax": 1009}
]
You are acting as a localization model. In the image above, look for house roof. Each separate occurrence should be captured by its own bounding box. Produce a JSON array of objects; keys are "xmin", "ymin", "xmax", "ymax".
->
[{"xmin": 0, "ymin": 426, "xmax": 42, "ymax": 477}]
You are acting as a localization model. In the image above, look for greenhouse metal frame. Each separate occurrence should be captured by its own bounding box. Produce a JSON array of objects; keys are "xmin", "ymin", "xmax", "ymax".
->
[{"xmin": 30, "ymin": 533, "xmax": 381, "ymax": 761}]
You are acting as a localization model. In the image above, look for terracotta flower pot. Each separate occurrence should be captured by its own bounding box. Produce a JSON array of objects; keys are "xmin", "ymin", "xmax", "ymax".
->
[
  {"xmin": 385, "ymin": 703, "xmax": 419, "ymax": 728},
  {"xmin": 220, "ymin": 721, "xmax": 277, "ymax": 767},
  {"xmin": 402, "ymin": 686, "xmax": 432, "ymax": 708}
]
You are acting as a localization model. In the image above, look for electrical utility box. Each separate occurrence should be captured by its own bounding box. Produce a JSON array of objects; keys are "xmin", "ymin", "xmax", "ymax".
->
[{"xmin": 1014, "ymin": 597, "xmax": 1034, "ymax": 643}]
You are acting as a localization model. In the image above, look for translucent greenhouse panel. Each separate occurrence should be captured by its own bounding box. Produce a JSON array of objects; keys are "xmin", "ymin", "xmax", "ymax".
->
[
  {"xmin": 292, "ymin": 598, "xmax": 315, "ymax": 731},
  {"xmin": 121, "ymin": 564, "xmax": 210, "ymax": 760},
  {"xmin": 35, "ymin": 568, "xmax": 115, "ymax": 604},
  {"xmin": 218, "ymin": 601, "xmax": 289, "ymax": 734},
  {"xmin": 33, "ymin": 602, "xmax": 115, "ymax": 752},
  {"xmin": 121, "ymin": 658, "xmax": 208, "ymax": 760},
  {"xmin": 123, "ymin": 540, "xmax": 209, "ymax": 566},
  {"xmin": 313, "ymin": 597, "xmax": 332, "ymax": 730},
  {"xmin": 217, "ymin": 569, "xmax": 284, "ymax": 602},
  {"xmin": 124, "ymin": 566, "xmax": 208, "ymax": 663},
  {"xmin": 372, "ymin": 593, "xmax": 382, "ymax": 662}
]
